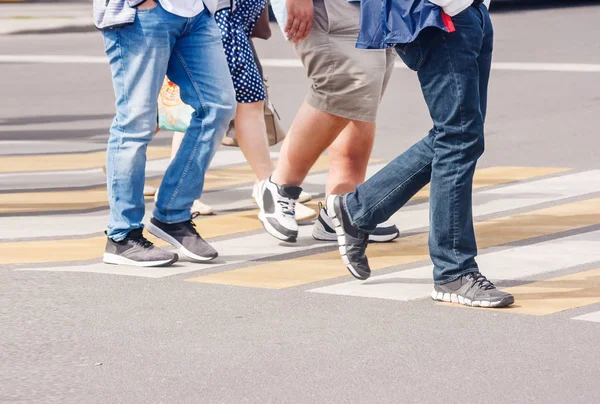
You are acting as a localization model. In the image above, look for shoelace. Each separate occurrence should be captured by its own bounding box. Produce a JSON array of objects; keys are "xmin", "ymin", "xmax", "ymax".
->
[
  {"xmin": 127, "ymin": 229, "xmax": 154, "ymax": 249},
  {"xmin": 184, "ymin": 219, "xmax": 201, "ymax": 237},
  {"xmin": 466, "ymin": 272, "xmax": 496, "ymax": 290},
  {"xmin": 278, "ymin": 198, "xmax": 296, "ymax": 216}
]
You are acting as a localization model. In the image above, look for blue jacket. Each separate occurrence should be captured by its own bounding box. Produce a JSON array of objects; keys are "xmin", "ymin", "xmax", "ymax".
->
[{"xmin": 357, "ymin": 0, "xmax": 455, "ymax": 49}]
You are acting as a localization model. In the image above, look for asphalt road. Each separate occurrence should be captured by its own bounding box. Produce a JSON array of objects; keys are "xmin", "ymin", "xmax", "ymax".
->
[{"xmin": 1, "ymin": 2, "xmax": 600, "ymax": 403}]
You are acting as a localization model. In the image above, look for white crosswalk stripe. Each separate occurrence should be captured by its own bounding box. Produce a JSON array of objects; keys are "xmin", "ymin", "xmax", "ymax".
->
[{"xmin": 309, "ymin": 231, "xmax": 600, "ymax": 301}]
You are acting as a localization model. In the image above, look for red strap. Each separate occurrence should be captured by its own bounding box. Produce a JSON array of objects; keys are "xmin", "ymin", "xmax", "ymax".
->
[{"xmin": 442, "ymin": 12, "xmax": 456, "ymax": 32}]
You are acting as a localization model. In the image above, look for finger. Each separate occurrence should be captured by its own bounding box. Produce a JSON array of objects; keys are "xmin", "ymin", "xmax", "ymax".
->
[
  {"xmin": 288, "ymin": 18, "xmax": 301, "ymax": 42},
  {"xmin": 284, "ymin": 15, "xmax": 295, "ymax": 35},
  {"xmin": 295, "ymin": 21, "xmax": 308, "ymax": 42}
]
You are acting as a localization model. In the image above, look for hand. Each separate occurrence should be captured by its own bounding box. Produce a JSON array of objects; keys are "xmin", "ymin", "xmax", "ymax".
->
[
  {"xmin": 285, "ymin": 0, "xmax": 313, "ymax": 43},
  {"xmin": 137, "ymin": 0, "xmax": 157, "ymax": 10}
]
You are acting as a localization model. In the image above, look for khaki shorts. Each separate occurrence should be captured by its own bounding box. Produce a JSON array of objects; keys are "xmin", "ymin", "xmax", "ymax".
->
[{"xmin": 293, "ymin": 0, "xmax": 395, "ymax": 122}]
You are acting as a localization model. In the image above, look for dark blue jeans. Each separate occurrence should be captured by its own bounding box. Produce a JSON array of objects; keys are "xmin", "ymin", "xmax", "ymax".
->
[{"xmin": 344, "ymin": 4, "xmax": 493, "ymax": 284}]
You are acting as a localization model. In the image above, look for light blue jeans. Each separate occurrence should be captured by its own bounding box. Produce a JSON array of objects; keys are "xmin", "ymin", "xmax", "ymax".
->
[{"xmin": 102, "ymin": 4, "xmax": 236, "ymax": 241}]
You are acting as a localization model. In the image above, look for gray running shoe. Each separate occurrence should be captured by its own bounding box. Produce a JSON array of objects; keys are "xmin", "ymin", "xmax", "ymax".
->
[
  {"xmin": 326, "ymin": 194, "xmax": 371, "ymax": 280},
  {"xmin": 103, "ymin": 229, "xmax": 178, "ymax": 267},
  {"xmin": 312, "ymin": 204, "xmax": 400, "ymax": 243},
  {"xmin": 147, "ymin": 217, "xmax": 218, "ymax": 262},
  {"xmin": 432, "ymin": 272, "xmax": 515, "ymax": 308}
]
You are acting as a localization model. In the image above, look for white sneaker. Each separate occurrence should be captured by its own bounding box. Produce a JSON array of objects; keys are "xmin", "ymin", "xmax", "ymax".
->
[
  {"xmin": 255, "ymin": 178, "xmax": 301, "ymax": 242},
  {"xmin": 252, "ymin": 184, "xmax": 316, "ymax": 223},
  {"xmin": 312, "ymin": 204, "xmax": 400, "ymax": 243},
  {"xmin": 143, "ymin": 186, "xmax": 157, "ymax": 197},
  {"xmin": 298, "ymin": 191, "xmax": 313, "ymax": 204},
  {"xmin": 191, "ymin": 199, "xmax": 214, "ymax": 216}
]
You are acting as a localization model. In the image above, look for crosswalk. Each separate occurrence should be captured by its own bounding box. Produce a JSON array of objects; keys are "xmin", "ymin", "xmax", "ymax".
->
[{"xmin": 1, "ymin": 145, "xmax": 599, "ymax": 324}]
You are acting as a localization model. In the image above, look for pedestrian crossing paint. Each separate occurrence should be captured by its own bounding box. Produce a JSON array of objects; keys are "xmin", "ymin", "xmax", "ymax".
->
[
  {"xmin": 0, "ymin": 146, "xmax": 172, "ymax": 173},
  {"xmin": 0, "ymin": 166, "xmax": 567, "ymax": 265},
  {"xmin": 572, "ymin": 311, "xmax": 600, "ymax": 323},
  {"xmin": 188, "ymin": 198, "xmax": 600, "ymax": 289},
  {"xmin": 0, "ymin": 156, "xmax": 332, "ymax": 215},
  {"xmin": 309, "ymin": 232, "xmax": 600, "ymax": 309}
]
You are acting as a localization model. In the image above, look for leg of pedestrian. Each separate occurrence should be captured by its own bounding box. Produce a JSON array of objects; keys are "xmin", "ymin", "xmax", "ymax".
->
[
  {"xmin": 330, "ymin": 2, "xmax": 514, "ymax": 308},
  {"xmin": 101, "ymin": 1, "xmax": 181, "ymax": 267},
  {"xmin": 260, "ymin": 0, "xmax": 397, "ymax": 243},
  {"xmin": 146, "ymin": 8, "xmax": 237, "ymax": 262}
]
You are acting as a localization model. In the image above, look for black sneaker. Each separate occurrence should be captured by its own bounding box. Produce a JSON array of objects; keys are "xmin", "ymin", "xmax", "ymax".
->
[
  {"xmin": 103, "ymin": 229, "xmax": 178, "ymax": 267},
  {"xmin": 312, "ymin": 204, "xmax": 400, "ymax": 243},
  {"xmin": 146, "ymin": 217, "xmax": 218, "ymax": 262},
  {"xmin": 326, "ymin": 194, "xmax": 371, "ymax": 280},
  {"xmin": 432, "ymin": 272, "xmax": 515, "ymax": 308},
  {"xmin": 255, "ymin": 177, "xmax": 302, "ymax": 243}
]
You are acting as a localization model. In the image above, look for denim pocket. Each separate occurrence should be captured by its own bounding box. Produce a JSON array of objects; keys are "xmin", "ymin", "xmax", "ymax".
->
[{"xmin": 395, "ymin": 40, "xmax": 423, "ymax": 72}]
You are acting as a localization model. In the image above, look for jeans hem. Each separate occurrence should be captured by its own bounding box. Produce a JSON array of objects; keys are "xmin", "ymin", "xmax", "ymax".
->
[
  {"xmin": 107, "ymin": 226, "xmax": 143, "ymax": 242},
  {"xmin": 343, "ymin": 195, "xmax": 374, "ymax": 234},
  {"xmin": 152, "ymin": 209, "xmax": 191, "ymax": 225},
  {"xmin": 433, "ymin": 267, "xmax": 479, "ymax": 285}
]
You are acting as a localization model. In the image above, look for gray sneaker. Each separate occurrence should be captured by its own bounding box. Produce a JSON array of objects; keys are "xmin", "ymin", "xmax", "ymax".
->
[
  {"xmin": 432, "ymin": 272, "xmax": 515, "ymax": 308},
  {"xmin": 326, "ymin": 194, "xmax": 371, "ymax": 280},
  {"xmin": 147, "ymin": 217, "xmax": 218, "ymax": 262},
  {"xmin": 103, "ymin": 229, "xmax": 178, "ymax": 267}
]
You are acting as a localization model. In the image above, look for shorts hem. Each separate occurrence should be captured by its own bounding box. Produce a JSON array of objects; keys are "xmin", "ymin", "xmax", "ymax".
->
[{"xmin": 306, "ymin": 94, "xmax": 377, "ymax": 123}]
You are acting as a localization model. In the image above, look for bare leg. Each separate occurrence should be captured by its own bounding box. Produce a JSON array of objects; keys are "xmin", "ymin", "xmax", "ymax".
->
[
  {"xmin": 169, "ymin": 131, "xmax": 184, "ymax": 162},
  {"xmin": 234, "ymin": 101, "xmax": 274, "ymax": 181},
  {"xmin": 272, "ymin": 102, "xmax": 348, "ymax": 186},
  {"xmin": 326, "ymin": 121, "xmax": 375, "ymax": 195}
]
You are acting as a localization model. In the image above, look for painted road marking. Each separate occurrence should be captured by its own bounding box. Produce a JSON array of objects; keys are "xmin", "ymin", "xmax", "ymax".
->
[
  {"xmin": 500, "ymin": 268, "xmax": 600, "ymax": 316},
  {"xmin": 1, "ymin": 198, "xmax": 319, "ymax": 266},
  {"xmin": 0, "ymin": 166, "xmax": 563, "ymax": 265},
  {"xmin": 0, "ymin": 156, "xmax": 332, "ymax": 215},
  {"xmin": 572, "ymin": 311, "xmax": 600, "ymax": 323},
  {"xmin": 309, "ymin": 231, "xmax": 600, "ymax": 305},
  {"xmin": 0, "ymin": 146, "xmax": 172, "ymax": 173},
  {"xmin": 389, "ymin": 169, "xmax": 597, "ymax": 230},
  {"xmin": 2, "ymin": 55, "xmax": 600, "ymax": 73},
  {"xmin": 189, "ymin": 198, "xmax": 600, "ymax": 289}
]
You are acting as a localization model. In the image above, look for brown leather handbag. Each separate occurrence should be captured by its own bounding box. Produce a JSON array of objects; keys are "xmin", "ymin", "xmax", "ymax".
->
[
  {"xmin": 222, "ymin": 78, "xmax": 286, "ymax": 147},
  {"xmin": 251, "ymin": 5, "xmax": 272, "ymax": 40}
]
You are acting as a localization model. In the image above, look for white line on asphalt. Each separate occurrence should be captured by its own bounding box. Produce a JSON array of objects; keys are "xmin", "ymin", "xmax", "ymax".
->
[
  {"xmin": 572, "ymin": 311, "xmax": 600, "ymax": 323},
  {"xmin": 309, "ymin": 231, "xmax": 600, "ymax": 301},
  {"xmin": 1, "ymin": 55, "xmax": 600, "ymax": 73},
  {"xmin": 11, "ymin": 169, "xmax": 600, "ymax": 277}
]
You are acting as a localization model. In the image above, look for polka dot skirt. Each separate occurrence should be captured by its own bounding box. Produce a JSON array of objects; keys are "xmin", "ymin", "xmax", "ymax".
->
[{"xmin": 215, "ymin": 1, "xmax": 267, "ymax": 104}]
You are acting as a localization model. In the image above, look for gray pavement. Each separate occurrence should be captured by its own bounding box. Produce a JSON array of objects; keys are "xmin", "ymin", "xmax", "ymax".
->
[{"xmin": 1, "ymin": 2, "xmax": 600, "ymax": 403}]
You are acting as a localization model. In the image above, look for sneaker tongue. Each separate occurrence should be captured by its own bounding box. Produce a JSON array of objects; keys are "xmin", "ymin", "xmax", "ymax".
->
[
  {"xmin": 279, "ymin": 185, "xmax": 302, "ymax": 200},
  {"xmin": 127, "ymin": 228, "xmax": 144, "ymax": 240}
]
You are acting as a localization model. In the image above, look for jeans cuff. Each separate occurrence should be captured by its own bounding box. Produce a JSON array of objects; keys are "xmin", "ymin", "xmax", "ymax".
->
[
  {"xmin": 152, "ymin": 208, "xmax": 191, "ymax": 225},
  {"xmin": 342, "ymin": 195, "xmax": 374, "ymax": 234},
  {"xmin": 433, "ymin": 267, "xmax": 479, "ymax": 285},
  {"xmin": 107, "ymin": 226, "xmax": 143, "ymax": 242}
]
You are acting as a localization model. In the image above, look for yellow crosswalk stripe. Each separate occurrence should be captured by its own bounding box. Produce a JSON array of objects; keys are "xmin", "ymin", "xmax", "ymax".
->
[
  {"xmin": 0, "ymin": 156, "xmax": 335, "ymax": 215},
  {"xmin": 0, "ymin": 147, "xmax": 172, "ymax": 174},
  {"xmin": 497, "ymin": 268, "xmax": 600, "ymax": 316},
  {"xmin": 0, "ymin": 166, "xmax": 564, "ymax": 266},
  {"xmin": 188, "ymin": 198, "xmax": 600, "ymax": 289}
]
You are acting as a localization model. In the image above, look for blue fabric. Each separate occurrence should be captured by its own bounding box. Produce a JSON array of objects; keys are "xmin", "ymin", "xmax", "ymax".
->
[
  {"xmin": 102, "ymin": 3, "xmax": 236, "ymax": 240},
  {"xmin": 357, "ymin": 0, "xmax": 451, "ymax": 49},
  {"xmin": 345, "ymin": 5, "xmax": 494, "ymax": 284}
]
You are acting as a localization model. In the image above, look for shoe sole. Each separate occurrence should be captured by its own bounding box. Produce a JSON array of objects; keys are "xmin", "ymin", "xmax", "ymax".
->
[
  {"xmin": 252, "ymin": 195, "xmax": 315, "ymax": 223},
  {"xmin": 313, "ymin": 227, "xmax": 400, "ymax": 243},
  {"xmin": 430, "ymin": 291, "xmax": 515, "ymax": 308},
  {"xmin": 146, "ymin": 222, "xmax": 218, "ymax": 262},
  {"xmin": 103, "ymin": 253, "xmax": 178, "ymax": 268},
  {"xmin": 327, "ymin": 196, "xmax": 370, "ymax": 281},
  {"xmin": 258, "ymin": 212, "xmax": 297, "ymax": 243}
]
